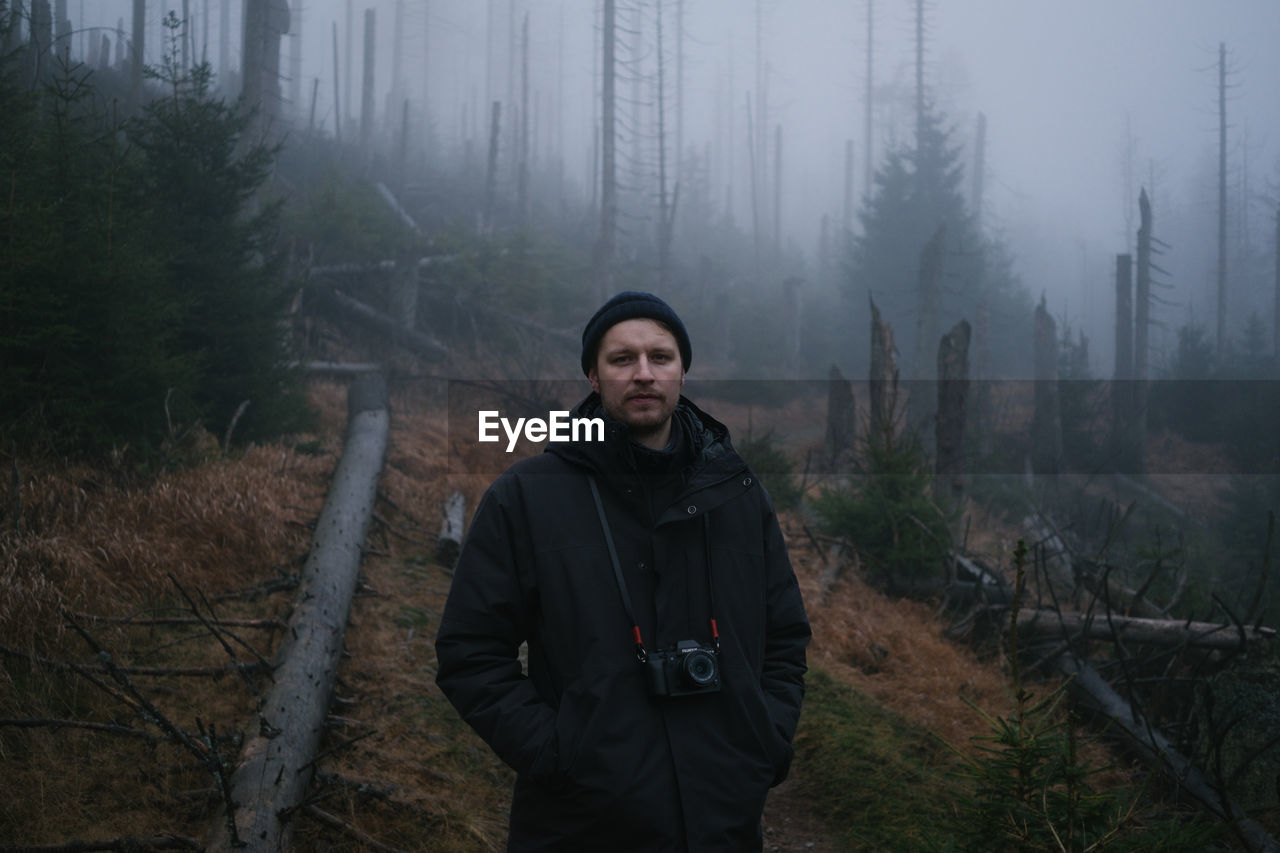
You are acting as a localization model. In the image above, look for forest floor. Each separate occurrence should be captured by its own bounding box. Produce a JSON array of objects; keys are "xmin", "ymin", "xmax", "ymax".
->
[{"xmin": 4, "ymin": 369, "xmax": 1240, "ymax": 850}]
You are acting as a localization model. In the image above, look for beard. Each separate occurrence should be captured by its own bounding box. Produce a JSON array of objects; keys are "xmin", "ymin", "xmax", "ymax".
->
[{"xmin": 600, "ymin": 384, "xmax": 678, "ymax": 444}]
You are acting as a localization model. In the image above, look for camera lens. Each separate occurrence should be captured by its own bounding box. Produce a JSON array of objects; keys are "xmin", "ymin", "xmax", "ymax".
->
[{"xmin": 681, "ymin": 649, "xmax": 717, "ymax": 686}]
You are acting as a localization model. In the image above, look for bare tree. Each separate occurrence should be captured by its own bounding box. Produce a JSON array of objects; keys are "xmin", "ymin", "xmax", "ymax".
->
[
  {"xmin": 359, "ymin": 7, "xmax": 374, "ymax": 149},
  {"xmin": 863, "ymin": 0, "xmax": 874, "ymax": 198},
  {"xmin": 484, "ymin": 100, "xmax": 501, "ymax": 232},
  {"xmin": 655, "ymin": 0, "xmax": 678, "ymax": 289},
  {"xmin": 218, "ymin": 0, "xmax": 229, "ymax": 83},
  {"xmin": 130, "ymin": 0, "xmax": 144, "ymax": 107},
  {"xmin": 592, "ymin": 0, "xmax": 617, "ymax": 301},
  {"xmin": 971, "ymin": 112, "xmax": 986, "ymax": 225},
  {"xmin": 1111, "ymin": 253, "xmax": 1134, "ymax": 470},
  {"xmin": 843, "ymin": 139, "xmax": 854, "ymax": 236},
  {"xmin": 1032, "ymin": 295, "xmax": 1062, "ymax": 476},
  {"xmin": 1218, "ymin": 41, "xmax": 1228, "ymax": 353},
  {"xmin": 517, "ymin": 10, "xmax": 529, "ymax": 224},
  {"xmin": 330, "ymin": 20, "xmax": 341, "ymax": 141}
]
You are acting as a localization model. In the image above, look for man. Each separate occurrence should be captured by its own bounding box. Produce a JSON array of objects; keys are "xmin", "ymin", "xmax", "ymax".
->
[{"xmin": 435, "ymin": 291, "xmax": 811, "ymax": 852}]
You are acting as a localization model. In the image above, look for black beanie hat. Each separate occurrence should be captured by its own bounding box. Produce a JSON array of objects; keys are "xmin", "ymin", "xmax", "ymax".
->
[{"xmin": 580, "ymin": 291, "xmax": 692, "ymax": 376}]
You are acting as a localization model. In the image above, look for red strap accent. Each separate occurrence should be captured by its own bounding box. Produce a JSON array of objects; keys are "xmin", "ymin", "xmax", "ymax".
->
[
  {"xmin": 632, "ymin": 625, "xmax": 644, "ymax": 646},
  {"xmin": 709, "ymin": 619, "xmax": 720, "ymax": 640}
]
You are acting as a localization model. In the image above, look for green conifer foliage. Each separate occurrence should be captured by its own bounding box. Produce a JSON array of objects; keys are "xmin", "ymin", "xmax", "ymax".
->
[
  {"xmin": 847, "ymin": 105, "xmax": 1031, "ymax": 380},
  {"xmin": 0, "ymin": 25, "xmax": 308, "ymax": 458},
  {"xmin": 1, "ymin": 55, "xmax": 191, "ymax": 451}
]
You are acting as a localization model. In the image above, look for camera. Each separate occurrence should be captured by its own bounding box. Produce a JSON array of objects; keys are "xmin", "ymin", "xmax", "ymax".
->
[{"xmin": 643, "ymin": 640, "xmax": 721, "ymax": 698}]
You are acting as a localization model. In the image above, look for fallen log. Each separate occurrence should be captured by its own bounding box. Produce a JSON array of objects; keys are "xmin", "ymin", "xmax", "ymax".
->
[
  {"xmin": 374, "ymin": 181, "xmax": 421, "ymax": 235},
  {"xmin": 206, "ymin": 373, "xmax": 390, "ymax": 851},
  {"xmin": 436, "ymin": 490, "xmax": 466, "ymax": 567},
  {"xmin": 314, "ymin": 288, "xmax": 447, "ymax": 361},
  {"xmin": 0, "ymin": 833, "xmax": 202, "ymax": 852},
  {"xmin": 295, "ymin": 360, "xmax": 384, "ymax": 376},
  {"xmin": 1015, "ymin": 608, "xmax": 1275, "ymax": 650},
  {"xmin": 1058, "ymin": 654, "xmax": 1280, "ymax": 853},
  {"xmin": 1073, "ymin": 556, "xmax": 1170, "ymax": 620}
]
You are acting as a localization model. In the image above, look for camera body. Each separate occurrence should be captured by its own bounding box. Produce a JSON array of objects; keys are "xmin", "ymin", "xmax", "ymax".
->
[{"xmin": 643, "ymin": 639, "xmax": 721, "ymax": 698}]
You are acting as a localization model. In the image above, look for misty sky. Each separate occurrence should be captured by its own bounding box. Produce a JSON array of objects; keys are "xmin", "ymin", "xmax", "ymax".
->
[{"xmin": 72, "ymin": 0, "xmax": 1280, "ymax": 368}]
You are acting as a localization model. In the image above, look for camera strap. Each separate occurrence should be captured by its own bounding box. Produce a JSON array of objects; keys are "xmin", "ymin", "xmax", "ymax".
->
[
  {"xmin": 588, "ymin": 475, "xmax": 648, "ymax": 662},
  {"xmin": 587, "ymin": 475, "xmax": 721, "ymax": 662}
]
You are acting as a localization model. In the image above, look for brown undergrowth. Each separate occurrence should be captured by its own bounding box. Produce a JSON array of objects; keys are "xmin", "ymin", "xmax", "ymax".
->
[{"xmin": 0, "ymin": 377, "xmax": 1134, "ymax": 850}]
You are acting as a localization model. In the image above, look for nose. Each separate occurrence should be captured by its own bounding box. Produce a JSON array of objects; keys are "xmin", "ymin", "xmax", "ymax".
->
[{"xmin": 633, "ymin": 355, "xmax": 655, "ymax": 381}]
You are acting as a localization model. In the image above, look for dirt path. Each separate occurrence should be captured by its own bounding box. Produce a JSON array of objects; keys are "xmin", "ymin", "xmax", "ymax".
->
[{"xmin": 761, "ymin": 774, "xmax": 841, "ymax": 852}]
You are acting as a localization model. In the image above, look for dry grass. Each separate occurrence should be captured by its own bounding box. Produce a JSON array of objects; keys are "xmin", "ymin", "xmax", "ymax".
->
[
  {"xmin": 0, "ymin": 399, "xmax": 338, "ymax": 845},
  {"xmin": 1, "ymin": 376, "xmax": 1154, "ymax": 850},
  {"xmin": 1, "ymin": 444, "xmax": 330, "ymax": 649},
  {"xmin": 788, "ymin": 529, "xmax": 1012, "ymax": 753}
]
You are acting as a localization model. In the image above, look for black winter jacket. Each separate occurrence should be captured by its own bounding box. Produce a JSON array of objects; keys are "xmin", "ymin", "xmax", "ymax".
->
[{"xmin": 435, "ymin": 394, "xmax": 811, "ymax": 852}]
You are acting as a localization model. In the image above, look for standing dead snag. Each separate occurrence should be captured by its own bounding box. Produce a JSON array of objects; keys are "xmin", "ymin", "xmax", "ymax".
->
[
  {"xmin": 1131, "ymin": 189, "xmax": 1152, "ymax": 476},
  {"xmin": 1111, "ymin": 253, "xmax": 1136, "ymax": 473},
  {"xmin": 1031, "ymin": 295, "xmax": 1061, "ymax": 477},
  {"xmin": 910, "ymin": 226, "xmax": 946, "ymax": 430},
  {"xmin": 207, "ymin": 373, "xmax": 390, "ymax": 852},
  {"xmin": 824, "ymin": 364, "xmax": 855, "ymax": 470},
  {"xmin": 868, "ymin": 295, "xmax": 898, "ymax": 449},
  {"xmin": 935, "ymin": 319, "xmax": 970, "ymax": 500}
]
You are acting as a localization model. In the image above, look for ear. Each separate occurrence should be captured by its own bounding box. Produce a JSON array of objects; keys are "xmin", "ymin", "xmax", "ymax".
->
[{"xmin": 588, "ymin": 367, "xmax": 600, "ymax": 395}]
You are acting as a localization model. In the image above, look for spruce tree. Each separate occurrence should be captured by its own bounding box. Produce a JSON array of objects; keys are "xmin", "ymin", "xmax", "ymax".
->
[
  {"xmin": 128, "ymin": 27, "xmax": 308, "ymax": 443},
  {"xmin": 847, "ymin": 104, "xmax": 1030, "ymax": 382}
]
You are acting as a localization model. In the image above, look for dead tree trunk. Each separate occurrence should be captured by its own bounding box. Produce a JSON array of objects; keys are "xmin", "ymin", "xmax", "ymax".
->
[
  {"xmin": 1015, "ymin": 609, "xmax": 1275, "ymax": 650},
  {"xmin": 1057, "ymin": 655, "xmax": 1280, "ymax": 853},
  {"xmin": 388, "ymin": 250, "xmax": 418, "ymax": 332},
  {"xmin": 971, "ymin": 112, "xmax": 987, "ymax": 226},
  {"xmin": 863, "ymin": 0, "xmax": 874, "ymax": 197},
  {"xmin": 783, "ymin": 276, "xmax": 802, "ymax": 371},
  {"xmin": 1111, "ymin": 253, "xmax": 1135, "ymax": 472},
  {"xmin": 360, "ymin": 7, "xmax": 375, "ymax": 151},
  {"xmin": 436, "ymin": 490, "xmax": 466, "ymax": 567},
  {"xmin": 746, "ymin": 94, "xmax": 761, "ymax": 273},
  {"xmin": 842, "ymin": 139, "xmax": 854, "ymax": 235},
  {"xmin": 655, "ymin": 0, "xmax": 672, "ymax": 288},
  {"xmin": 910, "ymin": 224, "xmax": 946, "ymax": 428},
  {"xmin": 315, "ymin": 288, "xmax": 446, "ymax": 361},
  {"xmin": 207, "ymin": 373, "xmax": 389, "ymax": 852},
  {"xmin": 1031, "ymin": 295, "xmax": 1061, "ymax": 477},
  {"xmin": 330, "ymin": 22, "xmax": 341, "ymax": 141},
  {"xmin": 1216, "ymin": 42, "xmax": 1228, "ymax": 356},
  {"xmin": 935, "ymin": 319, "xmax": 970, "ymax": 500},
  {"xmin": 972, "ymin": 285, "xmax": 992, "ymax": 458},
  {"xmin": 483, "ymin": 100, "xmax": 501, "ymax": 232},
  {"xmin": 218, "ymin": 0, "xmax": 229, "ymax": 81},
  {"xmin": 1133, "ymin": 189, "xmax": 1151, "ymax": 475},
  {"xmin": 868, "ymin": 295, "xmax": 898, "ymax": 449},
  {"xmin": 516, "ymin": 10, "xmax": 529, "ymax": 225},
  {"xmin": 130, "ymin": 0, "xmax": 144, "ymax": 107},
  {"xmin": 825, "ymin": 363, "xmax": 855, "ymax": 469},
  {"xmin": 913, "ymin": 224, "xmax": 946, "ymax": 383},
  {"xmin": 592, "ymin": 0, "xmax": 616, "ymax": 302},
  {"xmin": 773, "ymin": 124, "xmax": 782, "ymax": 259}
]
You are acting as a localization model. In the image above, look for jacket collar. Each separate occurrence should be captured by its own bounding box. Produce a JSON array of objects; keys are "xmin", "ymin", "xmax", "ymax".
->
[{"xmin": 548, "ymin": 393, "xmax": 745, "ymax": 499}]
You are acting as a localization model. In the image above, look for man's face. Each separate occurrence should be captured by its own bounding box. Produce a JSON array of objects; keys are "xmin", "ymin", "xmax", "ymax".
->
[{"xmin": 589, "ymin": 318, "xmax": 685, "ymax": 449}]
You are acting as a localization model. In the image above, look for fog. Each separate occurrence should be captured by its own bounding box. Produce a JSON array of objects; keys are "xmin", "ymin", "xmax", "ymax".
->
[{"xmin": 72, "ymin": 0, "xmax": 1280, "ymax": 374}]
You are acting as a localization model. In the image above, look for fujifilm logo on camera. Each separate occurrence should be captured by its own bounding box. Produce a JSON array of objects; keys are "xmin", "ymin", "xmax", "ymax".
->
[{"xmin": 644, "ymin": 640, "xmax": 721, "ymax": 698}]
